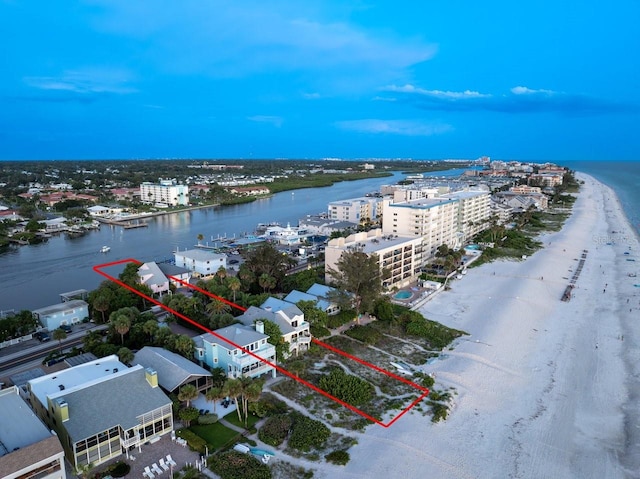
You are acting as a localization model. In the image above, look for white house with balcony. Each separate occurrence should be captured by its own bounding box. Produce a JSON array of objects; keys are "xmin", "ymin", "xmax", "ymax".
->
[
  {"xmin": 238, "ymin": 303, "xmax": 312, "ymax": 357},
  {"xmin": 174, "ymin": 249, "xmax": 226, "ymax": 278}
]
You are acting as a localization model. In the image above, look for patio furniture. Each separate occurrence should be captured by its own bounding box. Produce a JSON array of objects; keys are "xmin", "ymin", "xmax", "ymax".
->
[
  {"xmin": 151, "ymin": 463, "xmax": 163, "ymax": 475},
  {"xmin": 159, "ymin": 459, "xmax": 169, "ymax": 471},
  {"xmin": 166, "ymin": 455, "xmax": 177, "ymax": 467},
  {"xmin": 144, "ymin": 466, "xmax": 155, "ymax": 479}
]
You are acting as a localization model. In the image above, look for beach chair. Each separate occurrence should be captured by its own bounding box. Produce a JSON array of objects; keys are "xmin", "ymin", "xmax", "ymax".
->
[
  {"xmin": 159, "ymin": 458, "xmax": 169, "ymax": 471},
  {"xmin": 144, "ymin": 466, "xmax": 155, "ymax": 479},
  {"xmin": 151, "ymin": 463, "xmax": 163, "ymax": 475},
  {"xmin": 166, "ymin": 455, "xmax": 177, "ymax": 467}
]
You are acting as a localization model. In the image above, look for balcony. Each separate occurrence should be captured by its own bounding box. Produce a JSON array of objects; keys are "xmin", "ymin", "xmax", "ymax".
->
[{"xmin": 120, "ymin": 433, "xmax": 141, "ymax": 449}]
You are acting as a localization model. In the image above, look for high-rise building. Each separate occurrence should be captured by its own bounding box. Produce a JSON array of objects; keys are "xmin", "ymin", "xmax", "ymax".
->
[{"xmin": 140, "ymin": 179, "xmax": 189, "ymax": 206}]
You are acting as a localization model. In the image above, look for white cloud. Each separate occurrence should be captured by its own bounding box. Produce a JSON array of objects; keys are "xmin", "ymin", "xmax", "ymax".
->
[
  {"xmin": 24, "ymin": 67, "xmax": 136, "ymax": 94},
  {"xmin": 511, "ymin": 86, "xmax": 556, "ymax": 95},
  {"xmin": 247, "ymin": 115, "xmax": 284, "ymax": 127},
  {"xmin": 335, "ymin": 119, "xmax": 452, "ymax": 136},
  {"xmin": 384, "ymin": 84, "xmax": 491, "ymax": 98}
]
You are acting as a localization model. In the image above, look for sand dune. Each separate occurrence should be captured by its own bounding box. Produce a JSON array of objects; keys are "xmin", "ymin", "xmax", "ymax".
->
[{"xmin": 316, "ymin": 174, "xmax": 639, "ymax": 478}]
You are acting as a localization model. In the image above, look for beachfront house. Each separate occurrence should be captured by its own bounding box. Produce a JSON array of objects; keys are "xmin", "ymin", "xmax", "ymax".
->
[
  {"xmin": 32, "ymin": 300, "xmax": 89, "ymax": 331},
  {"xmin": 238, "ymin": 303, "xmax": 312, "ymax": 357},
  {"xmin": 174, "ymin": 249, "xmax": 226, "ymax": 279},
  {"xmin": 27, "ymin": 355, "xmax": 173, "ymax": 468},
  {"xmin": 0, "ymin": 386, "xmax": 67, "ymax": 479},
  {"xmin": 193, "ymin": 323, "xmax": 277, "ymax": 379}
]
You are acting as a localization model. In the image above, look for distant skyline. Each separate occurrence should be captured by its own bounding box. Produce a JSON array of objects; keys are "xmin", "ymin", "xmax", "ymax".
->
[{"xmin": 1, "ymin": 1, "xmax": 639, "ymax": 161}]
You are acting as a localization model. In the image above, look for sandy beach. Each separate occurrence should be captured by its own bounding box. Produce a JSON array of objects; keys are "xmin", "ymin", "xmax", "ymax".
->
[{"xmin": 294, "ymin": 174, "xmax": 639, "ymax": 479}]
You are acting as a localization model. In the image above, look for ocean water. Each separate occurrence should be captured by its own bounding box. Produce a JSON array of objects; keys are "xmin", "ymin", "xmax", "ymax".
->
[{"xmin": 564, "ymin": 161, "xmax": 640, "ymax": 238}]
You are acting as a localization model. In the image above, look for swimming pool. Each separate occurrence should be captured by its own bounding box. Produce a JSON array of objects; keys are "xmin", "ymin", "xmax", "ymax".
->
[
  {"xmin": 465, "ymin": 244, "xmax": 480, "ymax": 250},
  {"xmin": 394, "ymin": 290, "xmax": 412, "ymax": 300}
]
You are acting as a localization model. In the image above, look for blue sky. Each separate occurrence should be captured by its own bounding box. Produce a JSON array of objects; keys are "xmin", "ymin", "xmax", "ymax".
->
[{"xmin": 1, "ymin": 1, "xmax": 639, "ymax": 161}]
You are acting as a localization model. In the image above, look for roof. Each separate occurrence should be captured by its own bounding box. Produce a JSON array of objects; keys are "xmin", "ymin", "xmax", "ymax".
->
[
  {"xmin": 240, "ymin": 305, "xmax": 298, "ymax": 335},
  {"xmin": 174, "ymin": 249, "xmax": 225, "ymax": 262},
  {"xmin": 157, "ymin": 263, "xmax": 191, "ymax": 277},
  {"xmin": 0, "ymin": 387, "xmax": 60, "ymax": 456},
  {"xmin": 284, "ymin": 290, "xmax": 331, "ymax": 312},
  {"xmin": 138, "ymin": 262, "xmax": 169, "ymax": 286},
  {"xmin": 0, "ymin": 436, "xmax": 63, "ymax": 479},
  {"xmin": 32, "ymin": 299, "xmax": 88, "ymax": 317},
  {"xmin": 59, "ymin": 365, "xmax": 171, "ymax": 441},
  {"xmin": 201, "ymin": 324, "xmax": 269, "ymax": 350},
  {"xmin": 28, "ymin": 355, "xmax": 127, "ymax": 407},
  {"xmin": 306, "ymin": 283, "xmax": 336, "ymax": 298},
  {"xmin": 134, "ymin": 347, "xmax": 211, "ymax": 392}
]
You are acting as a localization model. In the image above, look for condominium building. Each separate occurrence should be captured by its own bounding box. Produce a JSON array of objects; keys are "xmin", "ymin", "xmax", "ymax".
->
[
  {"xmin": 0, "ymin": 386, "xmax": 66, "ymax": 479},
  {"xmin": 325, "ymin": 229, "xmax": 423, "ymax": 289},
  {"xmin": 140, "ymin": 179, "xmax": 189, "ymax": 206},
  {"xmin": 27, "ymin": 356, "xmax": 173, "ymax": 468},
  {"xmin": 382, "ymin": 190, "xmax": 490, "ymax": 258},
  {"xmin": 328, "ymin": 197, "xmax": 382, "ymax": 223}
]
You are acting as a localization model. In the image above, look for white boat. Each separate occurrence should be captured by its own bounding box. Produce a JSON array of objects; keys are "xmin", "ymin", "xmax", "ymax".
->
[{"xmin": 100, "ymin": 246, "xmax": 111, "ymax": 253}]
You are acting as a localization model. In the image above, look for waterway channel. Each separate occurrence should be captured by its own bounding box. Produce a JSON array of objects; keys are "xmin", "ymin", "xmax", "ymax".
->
[{"xmin": 0, "ymin": 168, "xmax": 467, "ymax": 312}]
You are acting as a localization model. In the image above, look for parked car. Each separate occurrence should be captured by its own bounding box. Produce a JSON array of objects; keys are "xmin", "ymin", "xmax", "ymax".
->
[
  {"xmin": 59, "ymin": 324, "xmax": 72, "ymax": 333},
  {"xmin": 34, "ymin": 331, "xmax": 51, "ymax": 342}
]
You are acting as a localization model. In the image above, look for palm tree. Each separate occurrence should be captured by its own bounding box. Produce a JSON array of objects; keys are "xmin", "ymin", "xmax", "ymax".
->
[
  {"xmin": 205, "ymin": 386, "xmax": 224, "ymax": 414},
  {"xmin": 93, "ymin": 294, "xmax": 110, "ymax": 323},
  {"xmin": 197, "ymin": 233, "xmax": 204, "ymax": 245},
  {"xmin": 258, "ymin": 273, "xmax": 276, "ymax": 293},
  {"xmin": 178, "ymin": 384, "xmax": 199, "ymax": 408},
  {"xmin": 216, "ymin": 266, "xmax": 227, "ymax": 284},
  {"xmin": 242, "ymin": 380, "xmax": 263, "ymax": 426},
  {"xmin": 174, "ymin": 334, "xmax": 194, "ymax": 358},
  {"xmin": 111, "ymin": 314, "xmax": 131, "ymax": 344},
  {"xmin": 142, "ymin": 319, "xmax": 159, "ymax": 341},
  {"xmin": 117, "ymin": 347, "xmax": 134, "ymax": 365},
  {"xmin": 206, "ymin": 299, "xmax": 231, "ymax": 317},
  {"xmin": 52, "ymin": 328, "xmax": 67, "ymax": 352},
  {"xmin": 226, "ymin": 276, "xmax": 241, "ymax": 302},
  {"xmin": 223, "ymin": 378, "xmax": 243, "ymax": 422}
]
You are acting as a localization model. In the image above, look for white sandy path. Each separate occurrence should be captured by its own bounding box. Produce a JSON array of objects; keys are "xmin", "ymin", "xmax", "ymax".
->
[{"xmin": 295, "ymin": 174, "xmax": 638, "ymax": 479}]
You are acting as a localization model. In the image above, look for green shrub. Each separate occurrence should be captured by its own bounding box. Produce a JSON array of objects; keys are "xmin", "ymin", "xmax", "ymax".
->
[
  {"xmin": 319, "ymin": 368, "xmax": 373, "ymax": 406},
  {"xmin": 344, "ymin": 324, "xmax": 381, "ymax": 345},
  {"xmin": 198, "ymin": 413, "xmax": 219, "ymax": 425},
  {"xmin": 177, "ymin": 429, "xmax": 207, "ymax": 453},
  {"xmin": 310, "ymin": 324, "xmax": 331, "ymax": 338},
  {"xmin": 325, "ymin": 450, "xmax": 350, "ymax": 466},
  {"xmin": 288, "ymin": 413, "xmax": 331, "ymax": 452},
  {"xmin": 326, "ymin": 310, "xmax": 355, "ymax": 329},
  {"xmin": 258, "ymin": 414, "xmax": 292, "ymax": 446},
  {"xmin": 208, "ymin": 450, "xmax": 271, "ymax": 479}
]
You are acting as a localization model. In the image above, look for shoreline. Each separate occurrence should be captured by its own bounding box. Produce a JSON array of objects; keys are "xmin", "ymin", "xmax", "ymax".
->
[{"xmin": 323, "ymin": 172, "xmax": 638, "ymax": 478}]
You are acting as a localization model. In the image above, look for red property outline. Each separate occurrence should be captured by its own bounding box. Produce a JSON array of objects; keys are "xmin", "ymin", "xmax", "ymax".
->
[{"xmin": 94, "ymin": 258, "xmax": 429, "ymax": 428}]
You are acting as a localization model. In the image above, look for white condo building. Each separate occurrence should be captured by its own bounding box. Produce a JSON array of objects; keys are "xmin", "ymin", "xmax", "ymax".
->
[
  {"xmin": 140, "ymin": 179, "xmax": 189, "ymax": 206},
  {"xmin": 328, "ymin": 197, "xmax": 382, "ymax": 223},
  {"xmin": 382, "ymin": 190, "xmax": 490, "ymax": 258},
  {"xmin": 325, "ymin": 229, "xmax": 423, "ymax": 289}
]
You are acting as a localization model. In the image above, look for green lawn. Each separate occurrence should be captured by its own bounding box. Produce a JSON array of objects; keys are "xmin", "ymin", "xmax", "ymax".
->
[
  {"xmin": 190, "ymin": 422, "xmax": 239, "ymax": 450},
  {"xmin": 224, "ymin": 412, "xmax": 261, "ymax": 430}
]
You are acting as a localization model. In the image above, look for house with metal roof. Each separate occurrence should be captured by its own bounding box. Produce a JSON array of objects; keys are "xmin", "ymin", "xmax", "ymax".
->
[
  {"xmin": 0, "ymin": 386, "xmax": 66, "ymax": 479},
  {"xmin": 32, "ymin": 300, "xmax": 89, "ymax": 330},
  {"xmin": 237, "ymin": 304, "xmax": 311, "ymax": 357},
  {"xmin": 137, "ymin": 262, "xmax": 170, "ymax": 296},
  {"xmin": 134, "ymin": 346, "xmax": 212, "ymax": 393},
  {"xmin": 193, "ymin": 323, "xmax": 276, "ymax": 379},
  {"xmin": 27, "ymin": 355, "xmax": 173, "ymax": 469}
]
